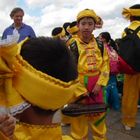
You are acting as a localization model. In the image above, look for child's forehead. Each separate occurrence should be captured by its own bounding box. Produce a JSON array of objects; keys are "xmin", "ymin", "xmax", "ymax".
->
[{"xmin": 79, "ymin": 17, "xmax": 95, "ymax": 23}]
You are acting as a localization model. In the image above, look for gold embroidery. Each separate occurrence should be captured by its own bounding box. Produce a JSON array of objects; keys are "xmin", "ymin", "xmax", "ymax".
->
[{"xmin": 85, "ymin": 45, "xmax": 97, "ymax": 71}]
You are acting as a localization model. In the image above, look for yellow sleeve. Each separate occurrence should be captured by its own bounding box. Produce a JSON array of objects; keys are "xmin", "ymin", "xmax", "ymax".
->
[
  {"xmin": 0, "ymin": 38, "xmax": 28, "ymax": 73},
  {"xmin": 0, "ymin": 41, "xmax": 27, "ymax": 109},
  {"xmin": 67, "ymin": 81, "xmax": 87, "ymax": 103},
  {"xmin": 97, "ymin": 46, "xmax": 110, "ymax": 86}
]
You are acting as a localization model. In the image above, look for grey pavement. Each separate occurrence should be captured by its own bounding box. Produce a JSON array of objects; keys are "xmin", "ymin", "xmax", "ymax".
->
[{"xmin": 62, "ymin": 108, "xmax": 140, "ymax": 140}]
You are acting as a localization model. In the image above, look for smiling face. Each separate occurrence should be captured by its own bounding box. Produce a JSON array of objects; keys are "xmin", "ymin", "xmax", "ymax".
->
[
  {"xmin": 77, "ymin": 17, "xmax": 95, "ymax": 43},
  {"xmin": 12, "ymin": 11, "xmax": 24, "ymax": 27}
]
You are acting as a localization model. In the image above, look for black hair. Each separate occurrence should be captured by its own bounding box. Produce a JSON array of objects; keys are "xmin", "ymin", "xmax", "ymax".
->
[
  {"xmin": 70, "ymin": 21, "xmax": 77, "ymax": 28},
  {"xmin": 100, "ymin": 32, "xmax": 118, "ymax": 51},
  {"xmin": 130, "ymin": 4, "xmax": 140, "ymax": 9},
  {"xmin": 115, "ymin": 38, "xmax": 121, "ymax": 46},
  {"xmin": 10, "ymin": 7, "xmax": 24, "ymax": 18},
  {"xmin": 130, "ymin": 4, "xmax": 140, "ymax": 21},
  {"xmin": 51, "ymin": 27, "xmax": 63, "ymax": 36},
  {"xmin": 115, "ymin": 38, "xmax": 121, "ymax": 53},
  {"xmin": 20, "ymin": 37, "xmax": 78, "ymax": 82},
  {"xmin": 63, "ymin": 22, "xmax": 70, "ymax": 36},
  {"xmin": 100, "ymin": 32, "xmax": 111, "ymax": 43}
]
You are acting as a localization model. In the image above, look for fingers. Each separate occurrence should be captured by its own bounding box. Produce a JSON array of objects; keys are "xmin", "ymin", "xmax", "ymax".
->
[
  {"xmin": 0, "ymin": 115, "xmax": 16, "ymax": 138},
  {"xmin": 0, "ymin": 114, "xmax": 7, "ymax": 123},
  {"xmin": 2, "ymin": 123, "xmax": 15, "ymax": 138}
]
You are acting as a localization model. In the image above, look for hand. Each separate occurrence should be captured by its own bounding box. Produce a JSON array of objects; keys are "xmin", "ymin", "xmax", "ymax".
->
[
  {"xmin": 0, "ymin": 114, "xmax": 16, "ymax": 139},
  {"xmin": 91, "ymin": 84, "xmax": 101, "ymax": 95}
]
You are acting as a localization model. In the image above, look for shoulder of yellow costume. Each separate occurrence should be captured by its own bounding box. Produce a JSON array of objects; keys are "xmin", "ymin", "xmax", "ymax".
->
[
  {"xmin": 128, "ymin": 21, "xmax": 140, "ymax": 30},
  {"xmin": 122, "ymin": 22, "xmax": 140, "ymax": 37}
]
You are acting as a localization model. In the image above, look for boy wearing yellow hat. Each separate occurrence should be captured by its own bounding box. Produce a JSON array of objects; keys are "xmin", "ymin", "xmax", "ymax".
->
[
  {"xmin": 121, "ymin": 4, "xmax": 140, "ymax": 131},
  {"xmin": 69, "ymin": 9, "xmax": 109, "ymax": 140}
]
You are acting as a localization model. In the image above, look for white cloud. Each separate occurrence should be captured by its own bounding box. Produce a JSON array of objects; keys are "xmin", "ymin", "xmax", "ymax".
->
[
  {"xmin": 0, "ymin": 0, "xmax": 140, "ymax": 39},
  {"xmin": 25, "ymin": 0, "xmax": 81, "ymax": 8},
  {"xmin": 0, "ymin": 0, "xmax": 17, "ymax": 36},
  {"xmin": 0, "ymin": 0, "xmax": 16, "ymax": 9}
]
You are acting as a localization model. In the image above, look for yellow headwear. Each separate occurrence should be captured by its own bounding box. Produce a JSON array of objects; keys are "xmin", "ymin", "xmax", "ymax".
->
[
  {"xmin": 0, "ymin": 38, "xmax": 86, "ymax": 115},
  {"xmin": 122, "ymin": 8, "xmax": 140, "ymax": 20},
  {"xmin": 52, "ymin": 27, "xmax": 66, "ymax": 38},
  {"xmin": 67, "ymin": 24, "xmax": 79, "ymax": 35},
  {"xmin": 77, "ymin": 9, "xmax": 100, "ymax": 23}
]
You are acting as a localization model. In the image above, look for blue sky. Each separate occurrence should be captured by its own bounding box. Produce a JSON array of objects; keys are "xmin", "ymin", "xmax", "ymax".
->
[
  {"xmin": 0, "ymin": 0, "xmax": 139, "ymax": 38},
  {"xmin": 17, "ymin": 0, "xmax": 42, "ymax": 16}
]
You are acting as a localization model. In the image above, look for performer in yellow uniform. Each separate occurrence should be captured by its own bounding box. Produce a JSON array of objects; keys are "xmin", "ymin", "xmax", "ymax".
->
[
  {"xmin": 69, "ymin": 9, "xmax": 110, "ymax": 140},
  {"xmin": 121, "ymin": 4, "xmax": 140, "ymax": 131},
  {"xmin": 0, "ymin": 34, "xmax": 86, "ymax": 140}
]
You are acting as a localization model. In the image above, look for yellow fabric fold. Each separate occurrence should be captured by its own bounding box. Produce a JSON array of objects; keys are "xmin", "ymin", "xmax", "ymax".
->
[
  {"xmin": 77, "ymin": 9, "xmax": 100, "ymax": 23},
  {"xmin": 122, "ymin": 8, "xmax": 140, "ymax": 20},
  {"xmin": 14, "ymin": 122, "xmax": 74, "ymax": 140},
  {"xmin": 14, "ymin": 55, "xmax": 81, "ymax": 110},
  {"xmin": 67, "ymin": 26, "xmax": 79, "ymax": 35},
  {"xmin": 0, "ymin": 39, "xmax": 85, "ymax": 113}
]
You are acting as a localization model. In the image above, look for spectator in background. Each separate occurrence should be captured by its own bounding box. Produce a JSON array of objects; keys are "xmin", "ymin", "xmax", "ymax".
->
[
  {"xmin": 2, "ymin": 7, "xmax": 36, "ymax": 43},
  {"xmin": 99, "ymin": 32, "xmax": 120, "ymax": 111}
]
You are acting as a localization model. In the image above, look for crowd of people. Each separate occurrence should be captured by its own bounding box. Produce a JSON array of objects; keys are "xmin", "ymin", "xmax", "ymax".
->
[{"xmin": 0, "ymin": 3, "xmax": 140, "ymax": 140}]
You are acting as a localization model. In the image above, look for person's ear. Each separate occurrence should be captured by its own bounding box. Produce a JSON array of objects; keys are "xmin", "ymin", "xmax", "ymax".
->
[
  {"xmin": 77, "ymin": 22, "xmax": 80, "ymax": 28},
  {"xmin": 95, "ymin": 17, "xmax": 103, "ymax": 29}
]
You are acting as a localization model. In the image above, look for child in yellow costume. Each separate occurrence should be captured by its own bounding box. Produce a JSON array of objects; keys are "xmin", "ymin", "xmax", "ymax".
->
[
  {"xmin": 121, "ymin": 4, "xmax": 140, "ymax": 131},
  {"xmin": 69, "ymin": 9, "xmax": 110, "ymax": 140},
  {"xmin": 0, "ymin": 34, "xmax": 86, "ymax": 139}
]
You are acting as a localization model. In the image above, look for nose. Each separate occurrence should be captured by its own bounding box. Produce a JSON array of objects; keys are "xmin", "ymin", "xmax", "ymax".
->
[
  {"xmin": 85, "ymin": 24, "xmax": 89, "ymax": 29},
  {"xmin": 17, "ymin": 16, "xmax": 23, "ymax": 20}
]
